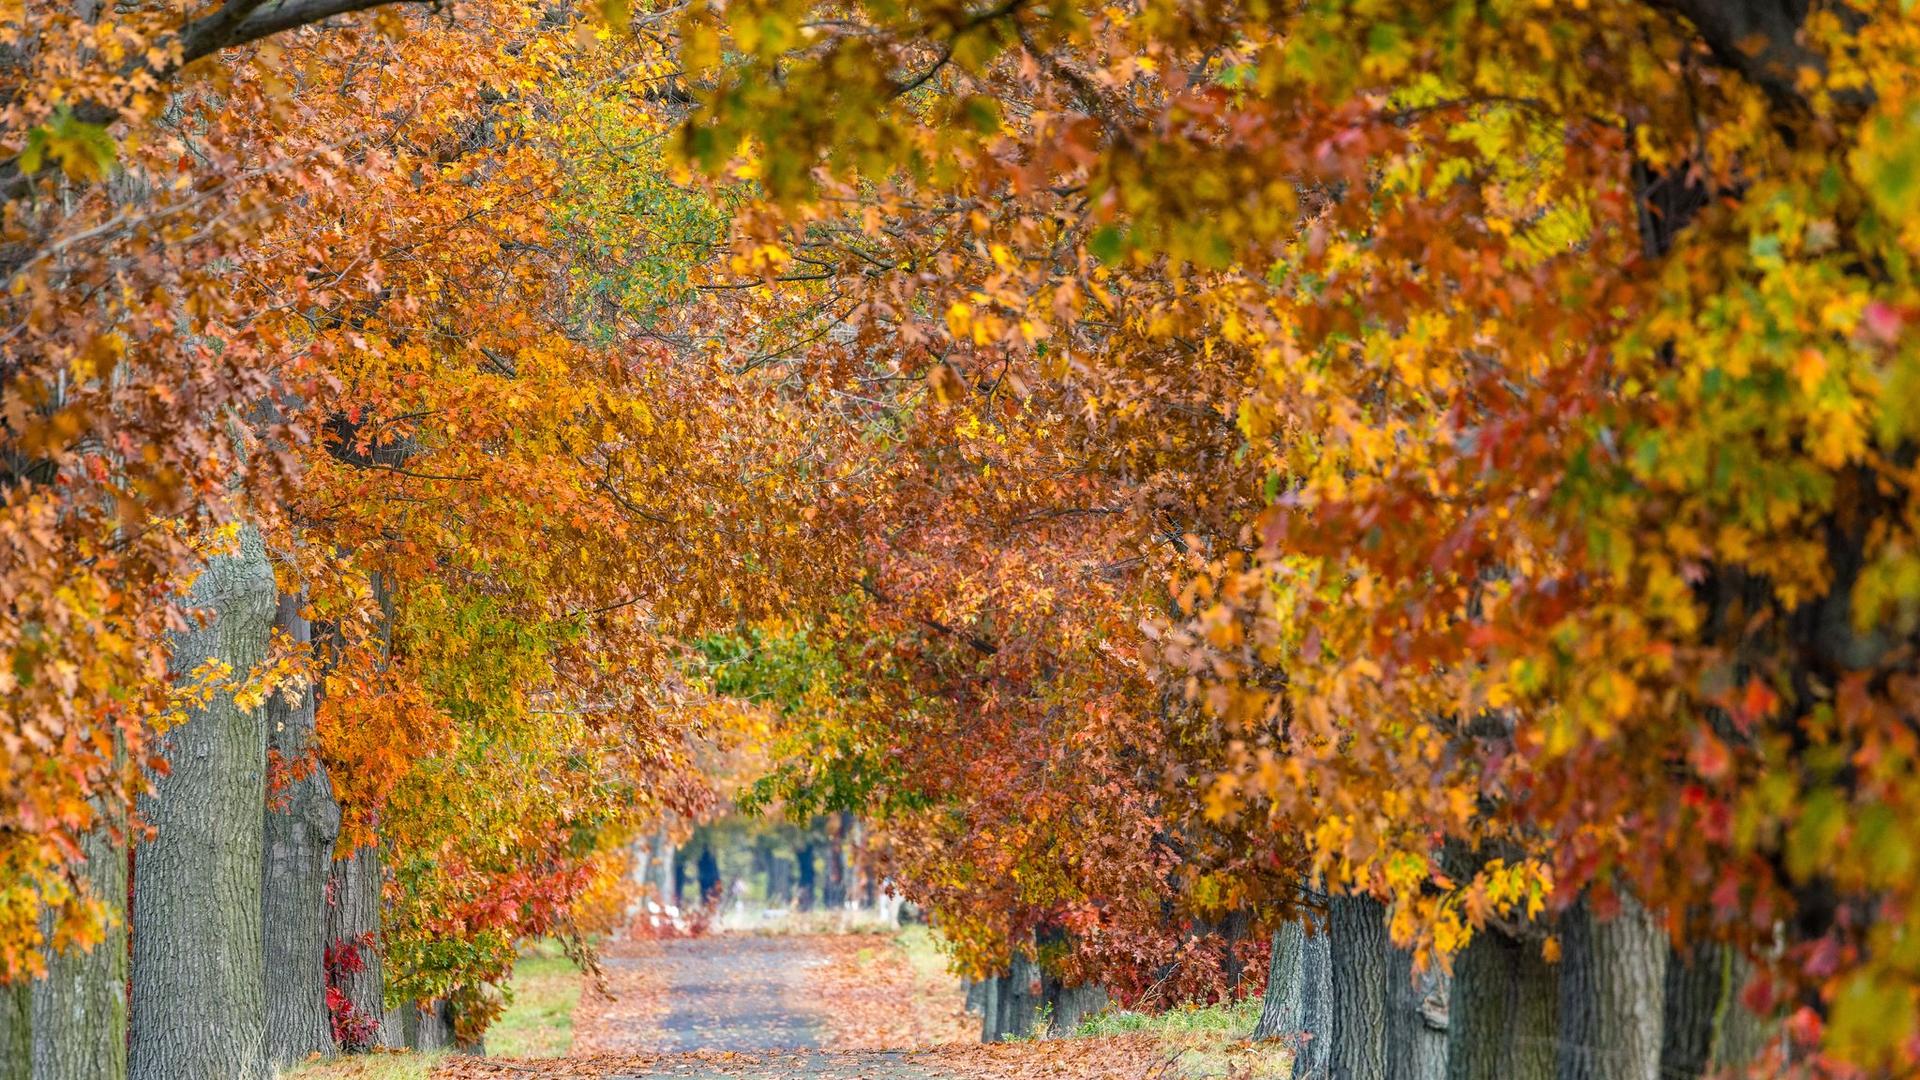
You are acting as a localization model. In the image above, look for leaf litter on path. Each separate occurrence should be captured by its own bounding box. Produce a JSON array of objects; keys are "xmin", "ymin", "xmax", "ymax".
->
[{"xmin": 434, "ymin": 932, "xmax": 1179, "ymax": 1080}]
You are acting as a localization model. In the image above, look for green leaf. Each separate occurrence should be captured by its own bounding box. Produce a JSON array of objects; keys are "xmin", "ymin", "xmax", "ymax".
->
[
  {"xmin": 19, "ymin": 107, "xmax": 117, "ymax": 181},
  {"xmin": 1088, "ymin": 225, "xmax": 1127, "ymax": 265}
]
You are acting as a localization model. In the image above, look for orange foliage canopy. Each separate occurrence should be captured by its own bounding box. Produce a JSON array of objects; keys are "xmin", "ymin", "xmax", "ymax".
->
[{"xmin": 671, "ymin": 0, "xmax": 1920, "ymax": 1069}]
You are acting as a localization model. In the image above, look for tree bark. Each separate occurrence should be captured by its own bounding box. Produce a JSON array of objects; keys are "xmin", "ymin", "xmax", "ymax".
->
[
  {"xmin": 130, "ymin": 524, "xmax": 276, "ymax": 1080},
  {"xmin": 1255, "ymin": 913, "xmax": 1333, "ymax": 1079},
  {"xmin": 401, "ymin": 998, "xmax": 452, "ymax": 1050},
  {"xmin": 326, "ymin": 844, "xmax": 394, "ymax": 1048},
  {"xmin": 654, "ymin": 823, "xmax": 675, "ymax": 909},
  {"xmin": 795, "ymin": 842, "xmax": 815, "ymax": 911},
  {"xmin": 1659, "ymin": 940, "xmax": 1767, "ymax": 1078},
  {"xmin": 978, "ymin": 969, "xmax": 999, "ymax": 1042},
  {"xmin": 1001, "ymin": 951, "xmax": 1041, "ymax": 1038},
  {"xmin": 261, "ymin": 591, "xmax": 341, "ymax": 1069},
  {"xmin": 824, "ymin": 814, "xmax": 849, "ymax": 909},
  {"xmin": 2, "ymin": 978, "xmax": 29, "ymax": 1080},
  {"xmin": 1556, "ymin": 895, "xmax": 1667, "ymax": 1080},
  {"xmin": 1445, "ymin": 926, "xmax": 1558, "ymax": 1080},
  {"xmin": 1388, "ymin": 944, "xmax": 1449, "ymax": 1080},
  {"xmin": 1050, "ymin": 981, "xmax": 1109, "ymax": 1035},
  {"xmin": 32, "ymin": 825, "xmax": 128, "ymax": 1080},
  {"xmin": 1329, "ymin": 895, "xmax": 1392, "ymax": 1080}
]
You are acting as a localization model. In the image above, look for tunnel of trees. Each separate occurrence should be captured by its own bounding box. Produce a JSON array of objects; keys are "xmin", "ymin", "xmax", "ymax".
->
[{"xmin": 4, "ymin": 0, "xmax": 1920, "ymax": 1077}]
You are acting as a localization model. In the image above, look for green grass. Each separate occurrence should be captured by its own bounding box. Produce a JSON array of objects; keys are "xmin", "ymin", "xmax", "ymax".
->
[
  {"xmin": 893, "ymin": 923, "xmax": 952, "ymax": 984},
  {"xmin": 1074, "ymin": 996, "xmax": 1292, "ymax": 1079},
  {"xmin": 280, "ymin": 940, "xmax": 585, "ymax": 1079},
  {"xmin": 486, "ymin": 940, "xmax": 585, "ymax": 1058},
  {"xmin": 281, "ymin": 1050, "xmax": 443, "ymax": 1080}
]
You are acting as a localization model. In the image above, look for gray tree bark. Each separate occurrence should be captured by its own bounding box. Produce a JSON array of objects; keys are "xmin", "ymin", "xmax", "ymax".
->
[
  {"xmin": 2, "ymin": 978, "xmax": 29, "ymax": 1080},
  {"xmin": 130, "ymin": 523, "xmax": 275, "ymax": 1080},
  {"xmin": 1255, "ymin": 913, "xmax": 1333, "ymax": 1079},
  {"xmin": 1555, "ymin": 895, "xmax": 1667, "ymax": 1080},
  {"xmin": 1388, "ymin": 944, "xmax": 1449, "ymax": 1080},
  {"xmin": 398, "ymin": 998, "xmax": 452, "ymax": 1050},
  {"xmin": 1445, "ymin": 926, "xmax": 1558, "ymax": 1080},
  {"xmin": 1659, "ymin": 940, "xmax": 1767, "ymax": 1078},
  {"xmin": 261, "ymin": 591, "xmax": 340, "ymax": 1069},
  {"xmin": 325, "ymin": 845, "xmax": 394, "ymax": 1049},
  {"xmin": 32, "ymin": 824, "xmax": 128, "ymax": 1080},
  {"xmin": 1001, "ymin": 951, "xmax": 1042, "ymax": 1038},
  {"xmin": 655, "ymin": 823, "xmax": 676, "ymax": 908},
  {"xmin": 978, "ymin": 970, "xmax": 1002, "ymax": 1042},
  {"xmin": 1330, "ymin": 895, "xmax": 1392, "ymax": 1080},
  {"xmin": 1050, "ymin": 981, "xmax": 1109, "ymax": 1035}
]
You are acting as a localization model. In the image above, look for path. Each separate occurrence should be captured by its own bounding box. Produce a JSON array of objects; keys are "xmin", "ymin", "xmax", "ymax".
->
[
  {"xmin": 436, "ymin": 932, "xmax": 1159, "ymax": 1080},
  {"xmin": 645, "ymin": 936, "xmax": 825, "ymax": 1052}
]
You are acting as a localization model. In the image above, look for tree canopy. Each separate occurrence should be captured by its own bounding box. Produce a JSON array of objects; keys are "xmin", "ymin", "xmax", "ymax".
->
[{"xmin": 5, "ymin": 0, "xmax": 1920, "ymax": 1075}]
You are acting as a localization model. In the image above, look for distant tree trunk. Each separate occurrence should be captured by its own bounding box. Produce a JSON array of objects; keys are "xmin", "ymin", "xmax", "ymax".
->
[
  {"xmin": 796, "ymin": 843, "xmax": 816, "ymax": 911},
  {"xmin": 654, "ymin": 823, "xmax": 675, "ymax": 908},
  {"xmin": 130, "ymin": 524, "xmax": 276, "ymax": 1080},
  {"xmin": 632, "ymin": 839, "xmax": 652, "ymax": 913},
  {"xmin": 1255, "ymin": 913, "xmax": 1333, "ymax": 1079},
  {"xmin": 1445, "ymin": 926, "xmax": 1558, "ymax": 1080},
  {"xmin": 824, "ymin": 815, "xmax": 849, "ymax": 909},
  {"xmin": 1220, "ymin": 908, "xmax": 1255, "ymax": 993},
  {"xmin": 262, "ymin": 591, "xmax": 341, "ymax": 1069},
  {"xmin": 1659, "ymin": 940, "xmax": 1768, "ymax": 1077},
  {"xmin": 326, "ymin": 845, "xmax": 392, "ymax": 1048},
  {"xmin": 770, "ymin": 855, "xmax": 792, "ymax": 906},
  {"xmin": 1329, "ymin": 895, "xmax": 1392, "ymax": 1080},
  {"xmin": 33, "ymin": 823, "xmax": 129, "ymax": 1080},
  {"xmin": 1556, "ymin": 895, "xmax": 1666, "ymax": 1080},
  {"xmin": 696, "ymin": 845, "xmax": 721, "ymax": 907},
  {"xmin": 979, "ymin": 970, "xmax": 1002, "ymax": 1042},
  {"xmin": 1387, "ymin": 944, "xmax": 1449, "ymax": 1080}
]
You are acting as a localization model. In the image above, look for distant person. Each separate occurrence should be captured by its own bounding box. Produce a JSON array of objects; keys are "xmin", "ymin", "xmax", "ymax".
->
[{"xmin": 697, "ymin": 844, "xmax": 721, "ymax": 906}]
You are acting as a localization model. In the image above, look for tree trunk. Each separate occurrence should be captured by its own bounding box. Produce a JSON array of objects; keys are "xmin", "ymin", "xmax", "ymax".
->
[
  {"xmin": 403, "ymin": 998, "xmax": 452, "ymax": 1050},
  {"xmin": 1329, "ymin": 895, "xmax": 1392, "ymax": 1080},
  {"xmin": 33, "ymin": 824, "xmax": 128, "ymax": 1080},
  {"xmin": 1050, "ymin": 981, "xmax": 1109, "ymax": 1035},
  {"xmin": 1388, "ymin": 944, "xmax": 1449, "ymax": 1080},
  {"xmin": 1556, "ymin": 895, "xmax": 1667, "ymax": 1080},
  {"xmin": 769, "ymin": 855, "xmax": 792, "ymax": 907},
  {"xmin": 824, "ymin": 815, "xmax": 848, "ymax": 909},
  {"xmin": 1659, "ymin": 939, "xmax": 1766, "ymax": 1078},
  {"xmin": 2, "ymin": 978, "xmax": 29, "ymax": 1080},
  {"xmin": 326, "ymin": 845, "xmax": 393, "ymax": 1049},
  {"xmin": 1255, "ymin": 914, "xmax": 1333, "ymax": 1079},
  {"xmin": 796, "ymin": 843, "xmax": 816, "ymax": 911},
  {"xmin": 979, "ymin": 969, "xmax": 1002, "ymax": 1042},
  {"xmin": 130, "ymin": 524, "xmax": 276, "ymax": 1080},
  {"xmin": 1220, "ymin": 908, "xmax": 1254, "ymax": 993},
  {"xmin": 1445, "ymin": 926, "xmax": 1558, "ymax": 1080},
  {"xmin": 1001, "ymin": 951, "xmax": 1041, "ymax": 1038},
  {"xmin": 261, "ymin": 591, "xmax": 341, "ymax": 1069},
  {"xmin": 963, "ymin": 977, "xmax": 985, "ymax": 1017},
  {"xmin": 654, "ymin": 823, "xmax": 675, "ymax": 909}
]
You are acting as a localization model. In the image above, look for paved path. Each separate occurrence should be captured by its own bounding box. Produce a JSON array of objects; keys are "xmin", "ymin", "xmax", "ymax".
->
[
  {"xmin": 439, "ymin": 934, "xmax": 1143, "ymax": 1080},
  {"xmin": 604, "ymin": 937, "xmax": 950, "ymax": 1080},
  {"xmin": 646, "ymin": 936, "xmax": 823, "ymax": 1052}
]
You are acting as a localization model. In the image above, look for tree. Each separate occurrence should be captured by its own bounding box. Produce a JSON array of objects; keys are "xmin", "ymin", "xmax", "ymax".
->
[
  {"xmin": 129, "ymin": 523, "xmax": 276, "ymax": 1080},
  {"xmin": 667, "ymin": 0, "xmax": 1920, "ymax": 1070}
]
